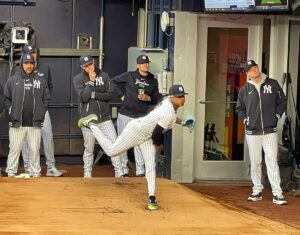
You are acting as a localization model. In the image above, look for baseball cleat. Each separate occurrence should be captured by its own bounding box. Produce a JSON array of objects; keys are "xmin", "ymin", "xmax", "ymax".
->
[
  {"xmin": 248, "ymin": 192, "xmax": 262, "ymax": 201},
  {"xmin": 147, "ymin": 195, "xmax": 158, "ymax": 210},
  {"xmin": 14, "ymin": 173, "xmax": 31, "ymax": 179},
  {"xmin": 78, "ymin": 114, "xmax": 98, "ymax": 128},
  {"xmin": 273, "ymin": 195, "xmax": 287, "ymax": 205},
  {"xmin": 47, "ymin": 166, "xmax": 63, "ymax": 177}
]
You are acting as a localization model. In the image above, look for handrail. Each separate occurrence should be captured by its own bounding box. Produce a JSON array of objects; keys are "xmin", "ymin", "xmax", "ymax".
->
[{"xmin": 199, "ymin": 100, "xmax": 237, "ymax": 104}]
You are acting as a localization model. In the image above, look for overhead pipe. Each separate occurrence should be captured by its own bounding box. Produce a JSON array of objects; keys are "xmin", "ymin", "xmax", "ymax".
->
[
  {"xmin": 144, "ymin": 0, "xmax": 148, "ymax": 48},
  {"xmin": 99, "ymin": 0, "xmax": 104, "ymax": 69},
  {"xmin": 0, "ymin": 0, "xmax": 36, "ymax": 6},
  {"xmin": 150, "ymin": 0, "xmax": 156, "ymax": 48},
  {"xmin": 158, "ymin": 0, "xmax": 164, "ymax": 48},
  {"xmin": 169, "ymin": 0, "xmax": 173, "ymax": 10}
]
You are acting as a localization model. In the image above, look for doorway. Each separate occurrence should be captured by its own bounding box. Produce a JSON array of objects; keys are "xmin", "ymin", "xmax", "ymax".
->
[{"xmin": 194, "ymin": 15, "xmax": 264, "ymax": 180}]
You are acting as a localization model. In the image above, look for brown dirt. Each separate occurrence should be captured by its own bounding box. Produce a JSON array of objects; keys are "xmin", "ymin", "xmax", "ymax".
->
[
  {"xmin": 183, "ymin": 182, "xmax": 300, "ymax": 231},
  {"xmin": 1, "ymin": 177, "xmax": 299, "ymax": 234},
  {"xmin": 1, "ymin": 164, "xmax": 299, "ymax": 234}
]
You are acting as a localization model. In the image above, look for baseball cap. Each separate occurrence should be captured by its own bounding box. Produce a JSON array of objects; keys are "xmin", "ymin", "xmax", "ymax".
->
[
  {"xmin": 23, "ymin": 44, "xmax": 36, "ymax": 54},
  {"xmin": 80, "ymin": 55, "xmax": 94, "ymax": 67},
  {"xmin": 168, "ymin": 84, "xmax": 188, "ymax": 97},
  {"xmin": 22, "ymin": 53, "xmax": 35, "ymax": 63},
  {"xmin": 244, "ymin": 60, "xmax": 258, "ymax": 72},
  {"xmin": 136, "ymin": 55, "xmax": 150, "ymax": 64}
]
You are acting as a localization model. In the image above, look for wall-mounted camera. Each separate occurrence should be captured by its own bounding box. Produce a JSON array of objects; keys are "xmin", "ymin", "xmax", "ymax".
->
[{"xmin": 11, "ymin": 27, "xmax": 29, "ymax": 44}]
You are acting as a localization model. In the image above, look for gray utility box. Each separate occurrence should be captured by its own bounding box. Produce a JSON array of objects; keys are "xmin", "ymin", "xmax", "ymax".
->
[
  {"xmin": 127, "ymin": 47, "xmax": 167, "ymax": 75},
  {"xmin": 128, "ymin": 47, "xmax": 173, "ymax": 94}
]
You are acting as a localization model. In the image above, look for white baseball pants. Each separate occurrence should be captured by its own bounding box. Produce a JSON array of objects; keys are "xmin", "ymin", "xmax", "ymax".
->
[
  {"xmin": 90, "ymin": 120, "xmax": 156, "ymax": 196},
  {"xmin": 22, "ymin": 111, "xmax": 56, "ymax": 171},
  {"xmin": 117, "ymin": 113, "xmax": 145, "ymax": 175},
  {"xmin": 246, "ymin": 132, "xmax": 283, "ymax": 196},
  {"xmin": 81, "ymin": 120, "xmax": 123, "ymax": 178},
  {"xmin": 6, "ymin": 126, "xmax": 41, "ymax": 176}
]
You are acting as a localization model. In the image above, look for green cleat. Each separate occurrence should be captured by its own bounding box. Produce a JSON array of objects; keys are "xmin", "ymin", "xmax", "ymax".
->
[
  {"xmin": 147, "ymin": 195, "xmax": 158, "ymax": 210},
  {"xmin": 78, "ymin": 114, "xmax": 98, "ymax": 128}
]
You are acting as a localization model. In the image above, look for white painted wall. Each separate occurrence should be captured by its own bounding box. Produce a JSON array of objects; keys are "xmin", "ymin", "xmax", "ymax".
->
[{"xmin": 172, "ymin": 11, "xmax": 198, "ymax": 183}]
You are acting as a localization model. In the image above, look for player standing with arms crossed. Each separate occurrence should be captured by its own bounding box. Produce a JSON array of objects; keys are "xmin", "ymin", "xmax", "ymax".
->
[{"xmin": 77, "ymin": 84, "xmax": 193, "ymax": 210}]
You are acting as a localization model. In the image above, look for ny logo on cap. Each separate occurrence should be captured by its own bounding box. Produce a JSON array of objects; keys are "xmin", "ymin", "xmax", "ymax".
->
[
  {"xmin": 142, "ymin": 56, "xmax": 146, "ymax": 59},
  {"xmin": 179, "ymin": 86, "xmax": 183, "ymax": 92},
  {"xmin": 26, "ymin": 55, "xmax": 31, "ymax": 59},
  {"xmin": 84, "ymin": 57, "xmax": 89, "ymax": 61},
  {"xmin": 247, "ymin": 61, "xmax": 252, "ymax": 65},
  {"xmin": 28, "ymin": 46, "xmax": 32, "ymax": 50}
]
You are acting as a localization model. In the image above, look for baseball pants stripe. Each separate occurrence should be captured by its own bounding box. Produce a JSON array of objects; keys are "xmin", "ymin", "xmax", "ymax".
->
[
  {"xmin": 6, "ymin": 126, "xmax": 41, "ymax": 176},
  {"xmin": 22, "ymin": 111, "xmax": 56, "ymax": 170},
  {"xmin": 90, "ymin": 120, "xmax": 156, "ymax": 195},
  {"xmin": 82, "ymin": 120, "xmax": 123, "ymax": 177},
  {"xmin": 91, "ymin": 120, "xmax": 147, "ymax": 157},
  {"xmin": 117, "ymin": 113, "xmax": 145, "ymax": 175},
  {"xmin": 246, "ymin": 132, "xmax": 282, "ymax": 196},
  {"xmin": 138, "ymin": 139, "xmax": 156, "ymax": 196}
]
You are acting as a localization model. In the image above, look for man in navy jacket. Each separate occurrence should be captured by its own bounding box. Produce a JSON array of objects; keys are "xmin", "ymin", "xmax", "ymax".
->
[{"xmin": 236, "ymin": 60, "xmax": 287, "ymax": 205}]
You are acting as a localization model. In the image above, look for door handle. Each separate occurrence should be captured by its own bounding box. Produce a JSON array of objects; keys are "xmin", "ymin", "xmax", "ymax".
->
[{"xmin": 199, "ymin": 100, "xmax": 237, "ymax": 104}]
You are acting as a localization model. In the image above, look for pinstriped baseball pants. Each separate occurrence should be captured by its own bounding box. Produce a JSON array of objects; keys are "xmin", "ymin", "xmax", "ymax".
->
[
  {"xmin": 81, "ymin": 120, "xmax": 123, "ymax": 177},
  {"xmin": 6, "ymin": 126, "xmax": 41, "ymax": 176},
  {"xmin": 22, "ymin": 111, "xmax": 55, "ymax": 171},
  {"xmin": 117, "ymin": 113, "xmax": 145, "ymax": 175},
  {"xmin": 246, "ymin": 132, "xmax": 283, "ymax": 196},
  {"xmin": 90, "ymin": 120, "xmax": 156, "ymax": 196}
]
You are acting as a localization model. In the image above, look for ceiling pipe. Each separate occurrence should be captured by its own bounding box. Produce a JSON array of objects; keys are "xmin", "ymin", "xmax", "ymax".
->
[
  {"xmin": 0, "ymin": 1, "xmax": 36, "ymax": 6},
  {"xmin": 150, "ymin": 0, "xmax": 156, "ymax": 48},
  {"xmin": 144, "ymin": 0, "xmax": 148, "ymax": 48},
  {"xmin": 158, "ymin": 0, "xmax": 164, "ymax": 48},
  {"xmin": 99, "ymin": 0, "xmax": 104, "ymax": 69}
]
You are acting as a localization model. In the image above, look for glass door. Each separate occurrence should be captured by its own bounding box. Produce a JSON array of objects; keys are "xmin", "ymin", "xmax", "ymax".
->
[
  {"xmin": 204, "ymin": 28, "xmax": 247, "ymax": 162},
  {"xmin": 195, "ymin": 15, "xmax": 263, "ymax": 180}
]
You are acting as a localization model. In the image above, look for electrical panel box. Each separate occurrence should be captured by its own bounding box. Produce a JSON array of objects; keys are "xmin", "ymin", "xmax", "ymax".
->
[
  {"xmin": 127, "ymin": 47, "xmax": 167, "ymax": 74},
  {"xmin": 128, "ymin": 47, "xmax": 172, "ymax": 94}
]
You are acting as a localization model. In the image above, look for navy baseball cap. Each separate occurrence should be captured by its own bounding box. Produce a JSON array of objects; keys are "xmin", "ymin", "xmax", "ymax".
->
[
  {"xmin": 168, "ymin": 84, "xmax": 188, "ymax": 97},
  {"xmin": 244, "ymin": 60, "xmax": 258, "ymax": 72},
  {"xmin": 80, "ymin": 55, "xmax": 94, "ymax": 67},
  {"xmin": 22, "ymin": 53, "xmax": 35, "ymax": 63},
  {"xmin": 136, "ymin": 55, "xmax": 150, "ymax": 64},
  {"xmin": 23, "ymin": 44, "xmax": 36, "ymax": 54}
]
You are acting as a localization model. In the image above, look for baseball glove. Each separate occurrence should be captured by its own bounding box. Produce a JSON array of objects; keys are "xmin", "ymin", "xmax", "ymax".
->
[{"xmin": 182, "ymin": 114, "xmax": 195, "ymax": 133}]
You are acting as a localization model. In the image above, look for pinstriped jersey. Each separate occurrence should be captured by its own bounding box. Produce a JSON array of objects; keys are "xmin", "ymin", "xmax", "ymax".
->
[{"xmin": 138, "ymin": 98, "xmax": 177, "ymax": 136}]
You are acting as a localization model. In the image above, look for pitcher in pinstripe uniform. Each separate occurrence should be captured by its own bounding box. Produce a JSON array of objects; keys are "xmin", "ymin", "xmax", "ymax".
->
[
  {"xmin": 78, "ymin": 84, "xmax": 189, "ymax": 210},
  {"xmin": 4, "ymin": 54, "xmax": 50, "ymax": 177},
  {"xmin": 112, "ymin": 55, "xmax": 160, "ymax": 177},
  {"xmin": 73, "ymin": 55, "xmax": 123, "ymax": 178},
  {"xmin": 21, "ymin": 45, "xmax": 63, "ymax": 177},
  {"xmin": 236, "ymin": 60, "xmax": 287, "ymax": 205}
]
